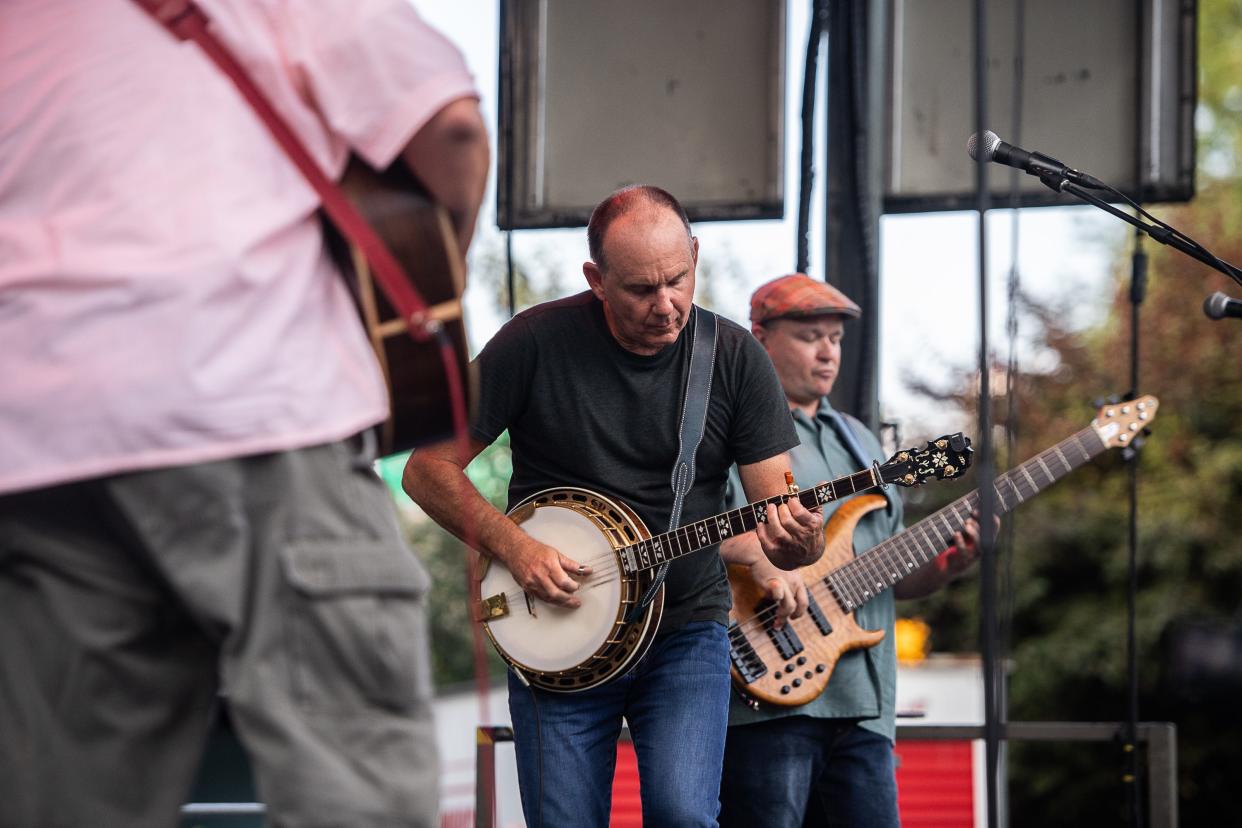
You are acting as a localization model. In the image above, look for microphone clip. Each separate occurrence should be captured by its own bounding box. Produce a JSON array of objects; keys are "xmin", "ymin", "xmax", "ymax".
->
[{"xmin": 1036, "ymin": 171, "xmax": 1069, "ymax": 193}]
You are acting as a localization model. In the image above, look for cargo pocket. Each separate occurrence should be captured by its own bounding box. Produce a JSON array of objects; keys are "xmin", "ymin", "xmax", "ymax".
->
[{"xmin": 281, "ymin": 540, "xmax": 432, "ymax": 716}]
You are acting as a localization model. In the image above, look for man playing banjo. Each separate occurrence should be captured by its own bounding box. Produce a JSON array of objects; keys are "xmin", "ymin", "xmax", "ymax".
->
[{"xmin": 403, "ymin": 185, "xmax": 824, "ymax": 826}]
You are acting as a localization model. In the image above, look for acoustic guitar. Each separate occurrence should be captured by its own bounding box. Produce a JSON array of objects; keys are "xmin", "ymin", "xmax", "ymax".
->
[
  {"xmin": 324, "ymin": 156, "xmax": 476, "ymax": 455},
  {"xmin": 475, "ymin": 433, "xmax": 973, "ymax": 693},
  {"xmin": 726, "ymin": 395, "xmax": 1159, "ymax": 708}
]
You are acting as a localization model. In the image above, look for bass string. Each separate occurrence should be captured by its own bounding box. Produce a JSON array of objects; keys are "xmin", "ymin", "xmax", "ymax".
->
[
  {"xmin": 729, "ymin": 565, "xmax": 879, "ymax": 642},
  {"xmin": 726, "ymin": 566, "xmax": 912, "ymax": 669},
  {"xmin": 727, "ymin": 576, "xmax": 859, "ymax": 660},
  {"xmin": 730, "ymin": 547, "xmax": 912, "ymax": 642},
  {"xmin": 727, "ymin": 577, "xmax": 832, "ymax": 642},
  {"xmin": 730, "ymin": 518, "xmax": 959, "ymax": 643}
]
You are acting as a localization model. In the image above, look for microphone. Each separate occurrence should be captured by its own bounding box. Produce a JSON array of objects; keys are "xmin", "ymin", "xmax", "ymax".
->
[
  {"xmin": 1203, "ymin": 291, "xmax": 1242, "ymax": 320},
  {"xmin": 967, "ymin": 130, "xmax": 1107, "ymax": 189}
]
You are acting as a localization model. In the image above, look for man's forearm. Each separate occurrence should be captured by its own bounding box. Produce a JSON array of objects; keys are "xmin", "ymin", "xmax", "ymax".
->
[
  {"xmin": 402, "ymin": 451, "xmax": 521, "ymax": 564},
  {"xmin": 401, "ymin": 97, "xmax": 490, "ymax": 256}
]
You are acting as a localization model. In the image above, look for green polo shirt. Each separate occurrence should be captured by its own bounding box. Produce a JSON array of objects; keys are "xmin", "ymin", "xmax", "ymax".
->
[{"xmin": 724, "ymin": 400, "xmax": 904, "ymax": 742}]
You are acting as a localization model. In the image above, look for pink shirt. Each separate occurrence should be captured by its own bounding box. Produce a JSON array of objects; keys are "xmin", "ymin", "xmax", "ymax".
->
[{"xmin": 0, "ymin": 0, "xmax": 479, "ymax": 494}]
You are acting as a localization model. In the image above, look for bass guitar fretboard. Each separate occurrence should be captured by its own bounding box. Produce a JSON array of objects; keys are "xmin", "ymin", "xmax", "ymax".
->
[{"xmin": 824, "ymin": 427, "xmax": 1105, "ymax": 612}]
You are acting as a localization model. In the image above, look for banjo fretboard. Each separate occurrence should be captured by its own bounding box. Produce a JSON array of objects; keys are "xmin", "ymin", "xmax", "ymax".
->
[{"xmin": 619, "ymin": 466, "xmax": 881, "ymax": 574}]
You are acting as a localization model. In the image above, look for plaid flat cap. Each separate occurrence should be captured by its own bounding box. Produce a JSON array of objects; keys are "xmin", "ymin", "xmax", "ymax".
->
[{"xmin": 749, "ymin": 273, "xmax": 861, "ymax": 324}]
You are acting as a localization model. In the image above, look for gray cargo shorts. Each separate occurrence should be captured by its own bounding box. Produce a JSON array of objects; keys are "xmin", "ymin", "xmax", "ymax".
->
[{"xmin": 0, "ymin": 436, "xmax": 438, "ymax": 828}]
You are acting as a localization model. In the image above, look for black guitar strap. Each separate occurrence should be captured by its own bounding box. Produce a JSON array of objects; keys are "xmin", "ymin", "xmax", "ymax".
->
[{"xmin": 626, "ymin": 305, "xmax": 718, "ymax": 623}]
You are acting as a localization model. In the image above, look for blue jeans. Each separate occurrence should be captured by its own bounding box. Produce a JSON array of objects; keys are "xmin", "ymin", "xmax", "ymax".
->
[
  {"xmin": 718, "ymin": 716, "xmax": 899, "ymax": 828},
  {"xmin": 507, "ymin": 620, "xmax": 731, "ymax": 827}
]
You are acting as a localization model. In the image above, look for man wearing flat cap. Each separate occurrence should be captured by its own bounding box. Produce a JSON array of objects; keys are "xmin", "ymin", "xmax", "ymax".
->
[{"xmin": 717, "ymin": 273, "xmax": 984, "ymax": 828}]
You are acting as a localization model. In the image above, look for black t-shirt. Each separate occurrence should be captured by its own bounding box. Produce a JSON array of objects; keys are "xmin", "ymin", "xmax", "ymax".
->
[{"xmin": 470, "ymin": 291, "xmax": 798, "ymax": 633}]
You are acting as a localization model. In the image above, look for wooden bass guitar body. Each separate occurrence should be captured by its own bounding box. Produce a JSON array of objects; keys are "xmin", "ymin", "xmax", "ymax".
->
[{"xmin": 727, "ymin": 494, "xmax": 890, "ymax": 708}]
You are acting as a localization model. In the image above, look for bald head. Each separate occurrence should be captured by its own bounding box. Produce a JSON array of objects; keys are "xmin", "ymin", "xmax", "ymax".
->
[
  {"xmin": 581, "ymin": 186, "xmax": 699, "ymax": 356},
  {"xmin": 587, "ymin": 185, "xmax": 694, "ymax": 274}
]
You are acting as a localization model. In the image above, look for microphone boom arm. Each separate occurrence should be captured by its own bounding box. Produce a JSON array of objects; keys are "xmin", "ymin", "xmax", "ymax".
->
[{"xmin": 1040, "ymin": 175, "xmax": 1242, "ymax": 288}]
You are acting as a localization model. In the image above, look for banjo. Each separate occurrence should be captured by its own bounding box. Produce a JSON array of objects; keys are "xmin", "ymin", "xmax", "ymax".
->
[{"xmin": 476, "ymin": 432, "xmax": 973, "ymax": 692}]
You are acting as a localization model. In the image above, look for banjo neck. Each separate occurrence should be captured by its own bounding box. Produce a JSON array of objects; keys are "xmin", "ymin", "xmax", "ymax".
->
[{"xmin": 619, "ymin": 467, "xmax": 882, "ymax": 575}]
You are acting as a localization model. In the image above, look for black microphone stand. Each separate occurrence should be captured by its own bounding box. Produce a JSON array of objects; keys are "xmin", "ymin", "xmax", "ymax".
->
[
  {"xmin": 972, "ymin": 4, "xmax": 1002, "ymax": 828},
  {"xmin": 1040, "ymin": 175, "xmax": 1242, "ymax": 286},
  {"xmin": 1124, "ymin": 229, "xmax": 1146, "ymax": 828}
]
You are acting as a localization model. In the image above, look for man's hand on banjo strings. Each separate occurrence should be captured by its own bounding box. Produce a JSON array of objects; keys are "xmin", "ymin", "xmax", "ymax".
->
[{"xmin": 503, "ymin": 535, "xmax": 592, "ymax": 608}]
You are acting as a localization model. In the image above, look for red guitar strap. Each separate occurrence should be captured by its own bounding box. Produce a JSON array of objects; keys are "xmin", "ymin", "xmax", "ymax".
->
[{"xmin": 129, "ymin": 0, "xmax": 438, "ymax": 338}]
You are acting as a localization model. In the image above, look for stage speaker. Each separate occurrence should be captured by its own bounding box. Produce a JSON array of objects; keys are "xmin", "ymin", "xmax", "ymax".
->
[
  {"xmin": 882, "ymin": 0, "xmax": 1196, "ymax": 212},
  {"xmin": 497, "ymin": 0, "xmax": 787, "ymax": 229}
]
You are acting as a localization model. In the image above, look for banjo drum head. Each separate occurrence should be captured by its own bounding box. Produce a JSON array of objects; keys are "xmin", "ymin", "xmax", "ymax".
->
[{"xmin": 482, "ymin": 500, "xmax": 625, "ymax": 674}]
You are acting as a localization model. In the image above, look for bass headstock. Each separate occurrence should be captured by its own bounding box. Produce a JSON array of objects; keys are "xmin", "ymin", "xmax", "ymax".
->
[
  {"xmin": 1091, "ymin": 395, "xmax": 1159, "ymax": 448},
  {"xmin": 879, "ymin": 432, "xmax": 974, "ymax": 487}
]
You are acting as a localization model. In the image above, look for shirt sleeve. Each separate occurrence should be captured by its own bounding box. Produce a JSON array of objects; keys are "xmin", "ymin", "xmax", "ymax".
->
[
  {"xmin": 279, "ymin": 0, "xmax": 479, "ymax": 169},
  {"xmin": 469, "ymin": 315, "xmax": 536, "ymax": 445},
  {"xmin": 727, "ymin": 331, "xmax": 799, "ymax": 466}
]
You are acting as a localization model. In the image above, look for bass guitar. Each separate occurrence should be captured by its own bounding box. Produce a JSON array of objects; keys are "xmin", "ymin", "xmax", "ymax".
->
[
  {"xmin": 726, "ymin": 395, "xmax": 1159, "ymax": 707},
  {"xmin": 476, "ymin": 433, "xmax": 973, "ymax": 693}
]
